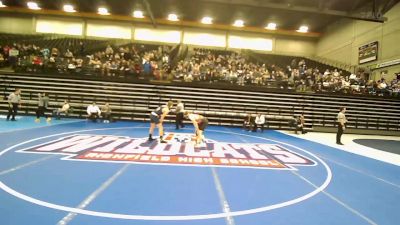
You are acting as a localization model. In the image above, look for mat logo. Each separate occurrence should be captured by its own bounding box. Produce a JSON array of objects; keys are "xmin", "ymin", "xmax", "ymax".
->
[{"xmin": 17, "ymin": 133, "xmax": 316, "ymax": 170}]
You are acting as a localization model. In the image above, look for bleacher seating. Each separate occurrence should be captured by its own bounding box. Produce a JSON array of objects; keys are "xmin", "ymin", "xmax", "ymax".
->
[{"xmin": 1, "ymin": 73, "xmax": 399, "ymax": 134}]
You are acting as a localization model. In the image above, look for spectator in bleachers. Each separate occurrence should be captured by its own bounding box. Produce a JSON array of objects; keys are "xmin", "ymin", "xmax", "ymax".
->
[
  {"xmin": 90, "ymin": 57, "xmax": 102, "ymax": 73},
  {"xmin": 184, "ymin": 72, "xmax": 193, "ymax": 82},
  {"xmin": 253, "ymin": 113, "xmax": 265, "ymax": 132},
  {"xmin": 377, "ymin": 79, "xmax": 389, "ymax": 96},
  {"xmin": 288, "ymin": 116, "xmax": 298, "ymax": 133},
  {"xmin": 51, "ymin": 47, "xmax": 59, "ymax": 57},
  {"xmin": 78, "ymin": 41, "xmax": 85, "ymax": 57},
  {"xmin": 105, "ymin": 45, "xmax": 114, "ymax": 58},
  {"xmin": 32, "ymin": 56, "xmax": 43, "ymax": 72},
  {"xmin": 5, "ymin": 37, "xmax": 399, "ymax": 98},
  {"xmin": 64, "ymin": 49, "xmax": 74, "ymax": 58},
  {"xmin": 296, "ymin": 114, "xmax": 307, "ymax": 134},
  {"xmin": 87, "ymin": 102, "xmax": 101, "ymax": 122},
  {"xmin": 0, "ymin": 53, "xmax": 5, "ymax": 67},
  {"xmin": 53, "ymin": 100, "xmax": 70, "ymax": 120},
  {"xmin": 101, "ymin": 103, "xmax": 112, "ymax": 123},
  {"xmin": 391, "ymin": 81, "xmax": 400, "ymax": 97},
  {"xmin": 243, "ymin": 114, "xmax": 254, "ymax": 131}
]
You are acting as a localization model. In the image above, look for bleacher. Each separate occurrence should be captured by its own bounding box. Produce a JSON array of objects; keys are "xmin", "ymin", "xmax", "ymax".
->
[
  {"xmin": 0, "ymin": 33, "xmax": 46, "ymax": 46},
  {"xmin": 1, "ymin": 72, "xmax": 399, "ymax": 134},
  {"xmin": 247, "ymin": 50, "xmax": 352, "ymax": 76}
]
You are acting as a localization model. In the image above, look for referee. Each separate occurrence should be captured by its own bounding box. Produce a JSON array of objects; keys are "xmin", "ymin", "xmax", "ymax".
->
[
  {"xmin": 35, "ymin": 92, "xmax": 50, "ymax": 122},
  {"xmin": 6, "ymin": 88, "xmax": 22, "ymax": 121},
  {"xmin": 336, "ymin": 107, "xmax": 347, "ymax": 145},
  {"xmin": 175, "ymin": 100, "xmax": 185, "ymax": 130}
]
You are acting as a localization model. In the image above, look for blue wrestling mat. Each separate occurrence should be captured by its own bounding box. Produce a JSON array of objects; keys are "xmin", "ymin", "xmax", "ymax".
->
[{"xmin": 0, "ymin": 118, "xmax": 399, "ymax": 225}]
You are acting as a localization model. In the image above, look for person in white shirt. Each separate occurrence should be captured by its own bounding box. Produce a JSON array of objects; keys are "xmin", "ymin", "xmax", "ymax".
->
[
  {"xmin": 185, "ymin": 111, "xmax": 208, "ymax": 146},
  {"xmin": 53, "ymin": 100, "xmax": 70, "ymax": 120},
  {"xmin": 336, "ymin": 107, "xmax": 347, "ymax": 145},
  {"xmin": 349, "ymin": 73, "xmax": 357, "ymax": 81},
  {"xmin": 87, "ymin": 102, "xmax": 101, "ymax": 122},
  {"xmin": 7, "ymin": 88, "xmax": 22, "ymax": 121},
  {"xmin": 253, "ymin": 113, "xmax": 265, "ymax": 132}
]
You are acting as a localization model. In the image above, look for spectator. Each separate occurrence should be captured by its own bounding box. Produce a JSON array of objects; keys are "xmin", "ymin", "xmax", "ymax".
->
[
  {"xmin": 64, "ymin": 49, "xmax": 74, "ymax": 58},
  {"xmin": 243, "ymin": 114, "xmax": 254, "ymax": 131},
  {"xmin": 0, "ymin": 53, "xmax": 5, "ymax": 67},
  {"xmin": 53, "ymin": 100, "xmax": 70, "ymax": 120},
  {"xmin": 101, "ymin": 102, "xmax": 112, "ymax": 123},
  {"xmin": 7, "ymin": 39, "xmax": 396, "ymax": 98},
  {"xmin": 253, "ymin": 113, "xmax": 265, "ymax": 132},
  {"xmin": 296, "ymin": 114, "xmax": 307, "ymax": 134},
  {"xmin": 105, "ymin": 45, "xmax": 114, "ymax": 58},
  {"xmin": 87, "ymin": 102, "xmax": 101, "ymax": 122}
]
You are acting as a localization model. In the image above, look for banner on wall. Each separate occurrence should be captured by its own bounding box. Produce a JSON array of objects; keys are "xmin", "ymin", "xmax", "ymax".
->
[
  {"xmin": 369, "ymin": 58, "xmax": 400, "ymax": 70},
  {"xmin": 359, "ymin": 41, "xmax": 378, "ymax": 64}
]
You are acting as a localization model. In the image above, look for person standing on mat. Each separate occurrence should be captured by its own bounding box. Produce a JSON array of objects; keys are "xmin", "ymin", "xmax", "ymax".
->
[
  {"xmin": 148, "ymin": 101, "xmax": 174, "ymax": 143},
  {"xmin": 336, "ymin": 107, "xmax": 347, "ymax": 145},
  {"xmin": 6, "ymin": 88, "xmax": 22, "ymax": 121},
  {"xmin": 185, "ymin": 111, "xmax": 208, "ymax": 146},
  {"xmin": 175, "ymin": 100, "xmax": 185, "ymax": 130},
  {"xmin": 35, "ymin": 92, "xmax": 51, "ymax": 122}
]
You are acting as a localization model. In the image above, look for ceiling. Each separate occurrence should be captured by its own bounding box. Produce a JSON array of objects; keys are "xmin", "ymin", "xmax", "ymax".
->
[{"xmin": 4, "ymin": 0, "xmax": 400, "ymax": 32}]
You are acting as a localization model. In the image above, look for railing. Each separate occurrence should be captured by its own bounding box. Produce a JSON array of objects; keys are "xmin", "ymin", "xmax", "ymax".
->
[
  {"xmin": 2, "ymin": 88, "xmax": 399, "ymax": 132},
  {"xmin": 306, "ymin": 56, "xmax": 357, "ymax": 73},
  {"xmin": 1, "ymin": 72, "xmax": 399, "ymax": 133}
]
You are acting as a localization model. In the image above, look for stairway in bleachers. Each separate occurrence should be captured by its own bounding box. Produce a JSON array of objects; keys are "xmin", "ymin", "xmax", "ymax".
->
[{"xmin": 1, "ymin": 73, "xmax": 399, "ymax": 134}]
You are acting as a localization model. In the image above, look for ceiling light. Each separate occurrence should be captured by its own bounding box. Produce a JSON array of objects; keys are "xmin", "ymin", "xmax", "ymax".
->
[
  {"xmin": 297, "ymin": 25, "xmax": 309, "ymax": 33},
  {"xmin": 201, "ymin": 17, "xmax": 213, "ymax": 24},
  {"xmin": 0, "ymin": 1, "xmax": 6, "ymax": 8},
  {"xmin": 63, "ymin": 4, "xmax": 76, "ymax": 13},
  {"xmin": 265, "ymin": 23, "xmax": 277, "ymax": 30},
  {"xmin": 233, "ymin": 19, "xmax": 244, "ymax": 27},
  {"xmin": 133, "ymin": 10, "xmax": 144, "ymax": 18},
  {"xmin": 98, "ymin": 7, "xmax": 110, "ymax": 15},
  {"xmin": 27, "ymin": 2, "xmax": 41, "ymax": 10},
  {"xmin": 168, "ymin": 13, "xmax": 179, "ymax": 21}
]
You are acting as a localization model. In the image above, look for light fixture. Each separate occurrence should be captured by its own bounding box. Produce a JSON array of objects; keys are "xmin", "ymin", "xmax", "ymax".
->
[
  {"xmin": 63, "ymin": 4, "xmax": 76, "ymax": 13},
  {"xmin": 0, "ymin": 1, "xmax": 6, "ymax": 8},
  {"xmin": 297, "ymin": 25, "xmax": 309, "ymax": 33},
  {"xmin": 98, "ymin": 7, "xmax": 110, "ymax": 15},
  {"xmin": 27, "ymin": 2, "xmax": 41, "ymax": 10},
  {"xmin": 265, "ymin": 22, "xmax": 277, "ymax": 30},
  {"xmin": 168, "ymin": 13, "xmax": 179, "ymax": 21},
  {"xmin": 133, "ymin": 10, "xmax": 144, "ymax": 18},
  {"xmin": 233, "ymin": 19, "xmax": 244, "ymax": 27},
  {"xmin": 201, "ymin": 16, "xmax": 213, "ymax": 24}
]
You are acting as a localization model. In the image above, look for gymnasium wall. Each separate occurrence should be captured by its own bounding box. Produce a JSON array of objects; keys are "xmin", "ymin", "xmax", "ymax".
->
[
  {"xmin": 316, "ymin": 3, "xmax": 400, "ymax": 80},
  {"xmin": 0, "ymin": 14, "xmax": 316, "ymax": 56},
  {"xmin": 0, "ymin": 15, "xmax": 34, "ymax": 34}
]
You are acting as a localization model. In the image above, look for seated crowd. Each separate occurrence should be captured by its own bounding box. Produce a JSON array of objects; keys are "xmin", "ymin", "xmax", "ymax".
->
[{"xmin": 1, "ymin": 41, "xmax": 398, "ymax": 97}]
